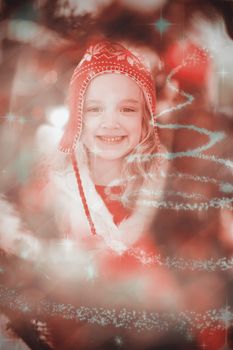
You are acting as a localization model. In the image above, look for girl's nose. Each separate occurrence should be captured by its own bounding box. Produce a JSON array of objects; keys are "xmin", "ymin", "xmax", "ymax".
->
[{"xmin": 100, "ymin": 111, "xmax": 120, "ymax": 129}]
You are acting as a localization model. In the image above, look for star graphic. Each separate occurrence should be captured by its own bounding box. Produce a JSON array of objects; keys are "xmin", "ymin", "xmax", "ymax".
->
[
  {"xmin": 114, "ymin": 335, "xmax": 123, "ymax": 347},
  {"xmin": 21, "ymin": 305, "xmax": 30, "ymax": 313},
  {"xmin": 217, "ymin": 67, "xmax": 230, "ymax": 82},
  {"xmin": 6, "ymin": 114, "xmax": 16, "ymax": 123},
  {"xmin": 57, "ymin": 238, "xmax": 74, "ymax": 250},
  {"xmin": 85, "ymin": 264, "xmax": 98, "ymax": 281},
  {"xmin": 220, "ymin": 307, "xmax": 232, "ymax": 326},
  {"xmin": 155, "ymin": 16, "xmax": 171, "ymax": 35},
  {"xmin": 19, "ymin": 116, "xmax": 27, "ymax": 124}
]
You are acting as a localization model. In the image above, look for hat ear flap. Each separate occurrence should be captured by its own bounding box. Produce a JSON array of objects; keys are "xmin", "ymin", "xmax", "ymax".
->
[{"xmin": 71, "ymin": 152, "xmax": 97, "ymax": 236}]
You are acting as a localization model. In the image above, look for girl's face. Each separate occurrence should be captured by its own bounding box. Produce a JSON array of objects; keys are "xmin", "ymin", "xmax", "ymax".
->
[{"xmin": 82, "ymin": 73, "xmax": 144, "ymax": 163}]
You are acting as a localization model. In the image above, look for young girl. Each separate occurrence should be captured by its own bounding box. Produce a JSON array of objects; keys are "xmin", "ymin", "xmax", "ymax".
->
[{"xmin": 44, "ymin": 40, "xmax": 163, "ymax": 254}]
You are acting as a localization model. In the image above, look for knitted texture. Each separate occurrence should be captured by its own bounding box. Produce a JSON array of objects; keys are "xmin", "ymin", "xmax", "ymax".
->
[{"xmin": 71, "ymin": 153, "xmax": 96, "ymax": 236}]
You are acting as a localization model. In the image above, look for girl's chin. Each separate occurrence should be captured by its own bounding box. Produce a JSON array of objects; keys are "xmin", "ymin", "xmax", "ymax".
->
[
  {"xmin": 90, "ymin": 151, "xmax": 126, "ymax": 161},
  {"xmin": 86, "ymin": 146, "xmax": 130, "ymax": 161}
]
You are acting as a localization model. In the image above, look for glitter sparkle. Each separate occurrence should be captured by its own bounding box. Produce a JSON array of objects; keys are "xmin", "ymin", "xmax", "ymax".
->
[
  {"xmin": 155, "ymin": 16, "xmax": 172, "ymax": 35},
  {"xmin": 0, "ymin": 284, "xmax": 233, "ymax": 334}
]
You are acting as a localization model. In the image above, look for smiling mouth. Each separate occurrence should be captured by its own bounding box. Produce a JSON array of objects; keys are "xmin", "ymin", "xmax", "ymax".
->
[{"xmin": 96, "ymin": 136, "xmax": 126, "ymax": 144}]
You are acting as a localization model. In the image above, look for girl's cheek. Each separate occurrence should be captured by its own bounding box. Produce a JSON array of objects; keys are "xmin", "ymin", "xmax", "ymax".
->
[
  {"xmin": 87, "ymin": 113, "xmax": 102, "ymax": 124},
  {"xmin": 127, "ymin": 115, "xmax": 143, "ymax": 129},
  {"xmin": 83, "ymin": 118, "xmax": 98, "ymax": 132}
]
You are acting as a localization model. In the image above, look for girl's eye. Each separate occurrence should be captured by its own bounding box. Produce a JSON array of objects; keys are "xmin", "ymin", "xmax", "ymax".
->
[
  {"xmin": 121, "ymin": 107, "xmax": 136, "ymax": 113},
  {"xmin": 85, "ymin": 107, "xmax": 102, "ymax": 113}
]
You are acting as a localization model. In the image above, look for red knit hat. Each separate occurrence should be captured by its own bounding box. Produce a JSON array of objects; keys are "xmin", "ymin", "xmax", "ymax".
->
[{"xmin": 59, "ymin": 40, "xmax": 158, "ymax": 153}]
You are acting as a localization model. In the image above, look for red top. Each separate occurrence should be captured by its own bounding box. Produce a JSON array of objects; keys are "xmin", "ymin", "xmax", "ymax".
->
[{"xmin": 95, "ymin": 185, "xmax": 132, "ymax": 226}]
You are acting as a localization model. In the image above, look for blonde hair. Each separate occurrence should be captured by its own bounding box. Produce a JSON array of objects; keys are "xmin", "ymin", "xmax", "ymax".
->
[{"xmin": 120, "ymin": 97, "xmax": 160, "ymax": 208}]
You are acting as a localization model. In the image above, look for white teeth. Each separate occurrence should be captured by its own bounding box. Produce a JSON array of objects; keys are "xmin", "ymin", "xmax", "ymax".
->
[{"xmin": 98, "ymin": 136, "xmax": 124, "ymax": 142}]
